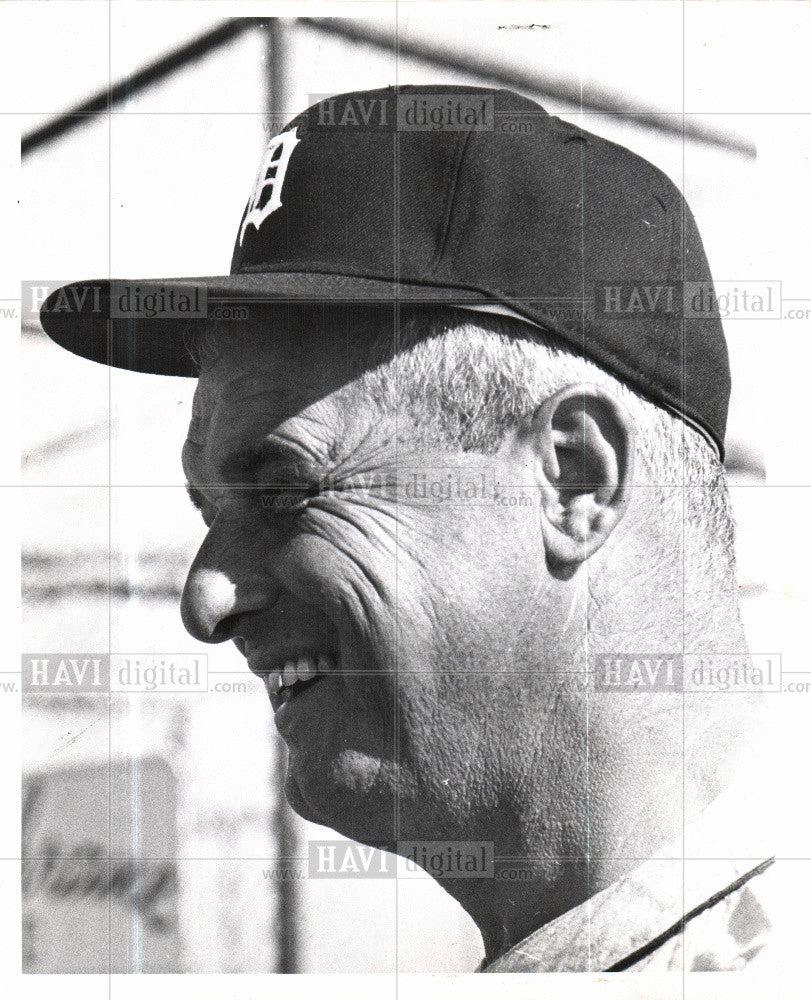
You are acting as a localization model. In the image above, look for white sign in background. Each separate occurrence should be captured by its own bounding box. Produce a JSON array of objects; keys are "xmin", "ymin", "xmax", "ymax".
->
[{"xmin": 22, "ymin": 757, "xmax": 179, "ymax": 973}]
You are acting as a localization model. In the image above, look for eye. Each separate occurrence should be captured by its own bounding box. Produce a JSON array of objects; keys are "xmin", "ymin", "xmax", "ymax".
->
[{"xmin": 257, "ymin": 479, "xmax": 323, "ymax": 517}]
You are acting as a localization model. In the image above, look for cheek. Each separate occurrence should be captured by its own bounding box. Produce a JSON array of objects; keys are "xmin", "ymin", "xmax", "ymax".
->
[
  {"xmin": 390, "ymin": 675, "xmax": 516, "ymax": 823},
  {"xmin": 275, "ymin": 506, "xmax": 439, "ymax": 655},
  {"xmin": 412, "ymin": 507, "xmax": 539, "ymax": 641},
  {"xmin": 276, "ymin": 501, "xmax": 541, "ymax": 686}
]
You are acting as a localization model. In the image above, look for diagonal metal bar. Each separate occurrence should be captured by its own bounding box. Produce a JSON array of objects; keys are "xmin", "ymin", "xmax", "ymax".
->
[
  {"xmin": 299, "ymin": 17, "xmax": 756, "ymax": 158},
  {"xmin": 21, "ymin": 18, "xmax": 264, "ymax": 158},
  {"xmin": 22, "ymin": 16, "xmax": 755, "ymax": 161}
]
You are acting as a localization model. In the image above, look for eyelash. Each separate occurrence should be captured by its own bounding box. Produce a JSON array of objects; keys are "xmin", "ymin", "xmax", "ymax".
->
[
  {"xmin": 258, "ymin": 482, "xmax": 322, "ymax": 516},
  {"xmin": 195, "ymin": 476, "xmax": 341, "ymax": 528}
]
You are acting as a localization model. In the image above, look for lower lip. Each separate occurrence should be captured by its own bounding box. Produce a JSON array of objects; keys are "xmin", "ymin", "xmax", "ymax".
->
[{"xmin": 273, "ymin": 673, "xmax": 332, "ymax": 734}]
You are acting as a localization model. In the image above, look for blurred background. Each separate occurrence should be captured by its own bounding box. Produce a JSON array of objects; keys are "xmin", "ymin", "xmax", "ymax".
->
[{"xmin": 18, "ymin": 4, "xmax": 811, "ymax": 976}]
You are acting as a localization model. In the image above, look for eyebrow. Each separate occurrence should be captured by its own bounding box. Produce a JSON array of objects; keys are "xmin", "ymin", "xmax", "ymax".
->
[{"xmin": 184, "ymin": 440, "xmax": 321, "ymax": 512}]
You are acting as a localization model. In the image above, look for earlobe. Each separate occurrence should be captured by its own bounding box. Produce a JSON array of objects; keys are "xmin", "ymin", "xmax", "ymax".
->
[{"xmin": 531, "ymin": 385, "xmax": 634, "ymax": 569}]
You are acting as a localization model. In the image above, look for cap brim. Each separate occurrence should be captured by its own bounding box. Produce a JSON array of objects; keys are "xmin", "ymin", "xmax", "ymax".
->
[{"xmin": 39, "ymin": 273, "xmax": 495, "ymax": 377}]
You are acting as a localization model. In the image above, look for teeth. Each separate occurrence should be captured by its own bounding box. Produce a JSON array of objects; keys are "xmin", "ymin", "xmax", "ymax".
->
[
  {"xmin": 255, "ymin": 647, "xmax": 340, "ymax": 705},
  {"xmin": 270, "ymin": 653, "xmax": 338, "ymax": 696},
  {"xmin": 296, "ymin": 656, "xmax": 317, "ymax": 683}
]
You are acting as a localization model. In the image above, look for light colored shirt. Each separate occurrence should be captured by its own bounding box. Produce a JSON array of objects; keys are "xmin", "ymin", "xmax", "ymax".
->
[{"xmin": 480, "ymin": 778, "xmax": 782, "ymax": 973}]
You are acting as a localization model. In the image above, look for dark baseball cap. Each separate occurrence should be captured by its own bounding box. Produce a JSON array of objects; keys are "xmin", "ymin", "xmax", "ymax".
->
[{"xmin": 39, "ymin": 85, "xmax": 730, "ymax": 457}]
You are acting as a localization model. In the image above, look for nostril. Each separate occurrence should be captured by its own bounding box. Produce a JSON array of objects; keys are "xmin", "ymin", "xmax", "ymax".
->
[{"xmin": 208, "ymin": 612, "xmax": 242, "ymax": 644}]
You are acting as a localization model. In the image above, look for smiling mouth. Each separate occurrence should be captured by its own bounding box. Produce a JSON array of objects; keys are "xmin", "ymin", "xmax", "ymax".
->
[{"xmin": 264, "ymin": 653, "xmax": 338, "ymax": 708}]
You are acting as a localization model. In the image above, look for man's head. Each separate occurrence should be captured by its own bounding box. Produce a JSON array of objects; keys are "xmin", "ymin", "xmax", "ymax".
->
[
  {"xmin": 39, "ymin": 84, "xmax": 747, "ymax": 956},
  {"xmin": 179, "ymin": 304, "xmax": 740, "ymax": 864}
]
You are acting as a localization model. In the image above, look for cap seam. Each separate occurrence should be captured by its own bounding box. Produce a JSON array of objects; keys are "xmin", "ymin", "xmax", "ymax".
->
[
  {"xmin": 427, "ymin": 129, "xmax": 476, "ymax": 279},
  {"xmin": 644, "ymin": 193, "xmax": 677, "ymax": 390}
]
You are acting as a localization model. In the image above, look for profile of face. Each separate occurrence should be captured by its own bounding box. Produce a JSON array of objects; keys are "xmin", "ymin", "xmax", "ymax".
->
[{"xmin": 180, "ymin": 306, "xmax": 631, "ymax": 854}]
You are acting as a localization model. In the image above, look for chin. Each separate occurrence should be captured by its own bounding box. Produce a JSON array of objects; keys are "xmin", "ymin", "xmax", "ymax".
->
[
  {"xmin": 283, "ymin": 752, "xmax": 401, "ymax": 845},
  {"xmin": 283, "ymin": 770, "xmax": 323, "ymax": 825}
]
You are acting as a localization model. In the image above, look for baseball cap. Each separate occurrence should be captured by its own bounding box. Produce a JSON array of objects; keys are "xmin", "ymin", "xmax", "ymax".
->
[{"xmin": 39, "ymin": 85, "xmax": 730, "ymax": 458}]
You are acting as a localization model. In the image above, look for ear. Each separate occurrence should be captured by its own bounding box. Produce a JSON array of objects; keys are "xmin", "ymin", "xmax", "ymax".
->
[{"xmin": 515, "ymin": 384, "xmax": 634, "ymax": 568}]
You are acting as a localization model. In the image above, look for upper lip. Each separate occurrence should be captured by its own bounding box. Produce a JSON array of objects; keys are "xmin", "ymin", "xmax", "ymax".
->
[
  {"xmin": 244, "ymin": 642, "xmax": 334, "ymax": 678},
  {"xmin": 244, "ymin": 643, "xmax": 339, "ymax": 711}
]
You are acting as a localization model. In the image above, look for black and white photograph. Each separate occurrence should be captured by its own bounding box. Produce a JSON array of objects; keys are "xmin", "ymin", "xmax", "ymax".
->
[{"xmin": 5, "ymin": 2, "xmax": 811, "ymax": 997}]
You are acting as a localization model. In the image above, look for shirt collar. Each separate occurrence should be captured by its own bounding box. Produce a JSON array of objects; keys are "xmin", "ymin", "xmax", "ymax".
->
[{"xmin": 480, "ymin": 781, "xmax": 773, "ymax": 973}]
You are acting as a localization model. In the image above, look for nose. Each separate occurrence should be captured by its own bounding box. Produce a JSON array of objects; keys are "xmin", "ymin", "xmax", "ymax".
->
[
  {"xmin": 180, "ymin": 525, "xmax": 277, "ymax": 643},
  {"xmin": 181, "ymin": 566, "xmax": 238, "ymax": 643}
]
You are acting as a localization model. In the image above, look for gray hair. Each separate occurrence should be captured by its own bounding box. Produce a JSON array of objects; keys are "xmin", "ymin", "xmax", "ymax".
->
[
  {"xmin": 187, "ymin": 305, "xmax": 737, "ymax": 588},
  {"xmin": 354, "ymin": 307, "xmax": 737, "ymax": 589}
]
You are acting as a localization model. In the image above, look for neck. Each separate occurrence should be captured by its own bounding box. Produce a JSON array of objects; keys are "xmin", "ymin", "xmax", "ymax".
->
[
  {"xmin": 446, "ymin": 589, "xmax": 753, "ymax": 966},
  {"xmin": 448, "ymin": 861, "xmax": 615, "ymax": 965}
]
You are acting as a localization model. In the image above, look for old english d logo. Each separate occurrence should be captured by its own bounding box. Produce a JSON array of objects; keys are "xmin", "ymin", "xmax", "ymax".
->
[{"xmin": 238, "ymin": 127, "xmax": 301, "ymax": 246}]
